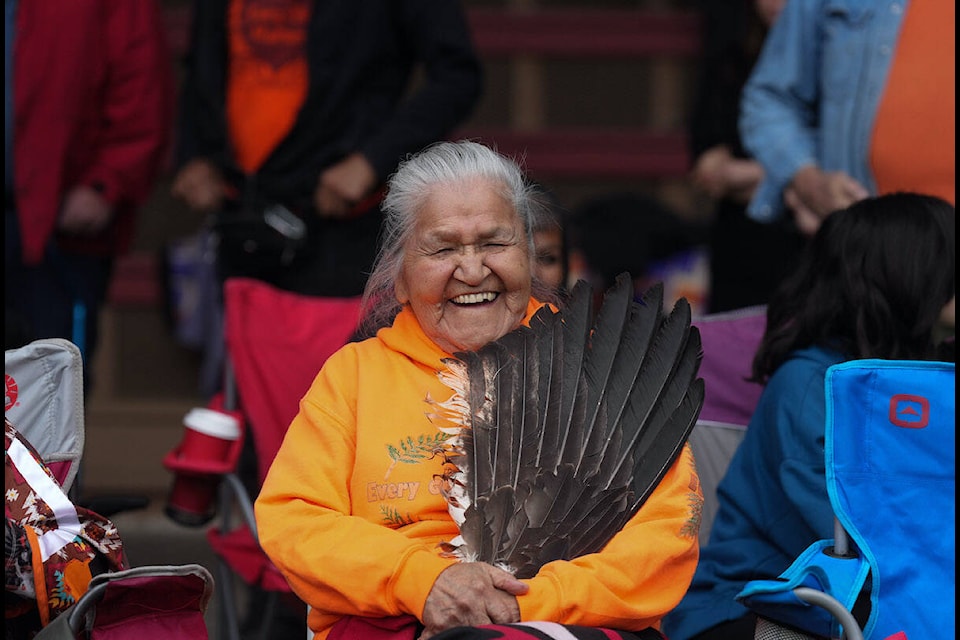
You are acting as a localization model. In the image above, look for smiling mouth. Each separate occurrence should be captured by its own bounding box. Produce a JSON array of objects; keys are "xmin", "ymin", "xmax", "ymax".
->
[{"xmin": 451, "ymin": 292, "xmax": 499, "ymax": 305}]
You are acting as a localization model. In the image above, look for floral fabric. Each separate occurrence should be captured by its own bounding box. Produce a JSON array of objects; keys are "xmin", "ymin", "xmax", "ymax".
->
[{"xmin": 4, "ymin": 419, "xmax": 126, "ymax": 628}]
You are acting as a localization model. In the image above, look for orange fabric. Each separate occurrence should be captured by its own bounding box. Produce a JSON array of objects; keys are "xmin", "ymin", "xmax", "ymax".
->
[
  {"xmin": 255, "ymin": 300, "xmax": 700, "ymax": 639},
  {"xmin": 24, "ymin": 527, "xmax": 50, "ymax": 627},
  {"xmin": 226, "ymin": 0, "xmax": 310, "ymax": 174},
  {"xmin": 870, "ymin": 0, "xmax": 955, "ymax": 204}
]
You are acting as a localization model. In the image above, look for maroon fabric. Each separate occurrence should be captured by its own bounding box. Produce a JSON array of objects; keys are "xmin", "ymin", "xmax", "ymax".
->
[
  {"xmin": 326, "ymin": 614, "xmax": 420, "ymax": 640},
  {"xmin": 425, "ymin": 623, "xmax": 665, "ymax": 640},
  {"xmin": 44, "ymin": 461, "xmax": 71, "ymax": 487},
  {"xmin": 324, "ymin": 619, "xmax": 665, "ymax": 640},
  {"xmin": 90, "ymin": 574, "xmax": 210, "ymax": 640},
  {"xmin": 431, "ymin": 622, "xmax": 664, "ymax": 640},
  {"xmin": 206, "ymin": 525, "xmax": 290, "ymax": 592},
  {"xmin": 12, "ymin": 0, "xmax": 173, "ymax": 264}
]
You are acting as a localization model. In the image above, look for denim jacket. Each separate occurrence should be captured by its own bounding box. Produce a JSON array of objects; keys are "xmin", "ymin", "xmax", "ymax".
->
[{"xmin": 739, "ymin": 0, "xmax": 907, "ymax": 222}]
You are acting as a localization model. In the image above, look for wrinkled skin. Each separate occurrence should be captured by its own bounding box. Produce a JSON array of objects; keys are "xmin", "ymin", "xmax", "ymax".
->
[
  {"xmin": 419, "ymin": 562, "xmax": 528, "ymax": 640},
  {"xmin": 396, "ymin": 176, "xmax": 533, "ymax": 354}
]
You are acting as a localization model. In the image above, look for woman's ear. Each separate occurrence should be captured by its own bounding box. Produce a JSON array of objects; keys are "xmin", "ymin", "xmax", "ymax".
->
[{"xmin": 394, "ymin": 276, "xmax": 409, "ymax": 305}]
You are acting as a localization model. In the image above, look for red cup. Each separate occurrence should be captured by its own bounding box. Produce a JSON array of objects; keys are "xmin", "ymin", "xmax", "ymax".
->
[
  {"xmin": 179, "ymin": 407, "xmax": 240, "ymax": 463},
  {"xmin": 165, "ymin": 408, "xmax": 240, "ymax": 527}
]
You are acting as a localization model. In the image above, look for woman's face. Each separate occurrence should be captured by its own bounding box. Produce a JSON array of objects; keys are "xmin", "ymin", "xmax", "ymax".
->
[
  {"xmin": 533, "ymin": 226, "xmax": 565, "ymax": 291},
  {"xmin": 396, "ymin": 177, "xmax": 532, "ymax": 354}
]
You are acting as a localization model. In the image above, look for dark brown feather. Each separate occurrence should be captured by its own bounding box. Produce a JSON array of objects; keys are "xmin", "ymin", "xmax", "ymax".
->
[{"xmin": 439, "ymin": 274, "xmax": 704, "ymax": 577}]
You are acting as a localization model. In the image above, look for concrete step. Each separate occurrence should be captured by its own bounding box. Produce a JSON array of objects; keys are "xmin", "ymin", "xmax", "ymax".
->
[{"xmin": 82, "ymin": 398, "xmax": 197, "ymax": 495}]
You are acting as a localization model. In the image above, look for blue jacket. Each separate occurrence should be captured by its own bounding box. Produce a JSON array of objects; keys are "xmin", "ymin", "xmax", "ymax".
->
[
  {"xmin": 663, "ymin": 345, "xmax": 845, "ymax": 640},
  {"xmin": 739, "ymin": 0, "xmax": 907, "ymax": 222}
]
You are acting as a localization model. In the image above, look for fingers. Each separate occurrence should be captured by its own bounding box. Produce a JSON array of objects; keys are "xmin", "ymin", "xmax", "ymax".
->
[
  {"xmin": 784, "ymin": 186, "xmax": 821, "ymax": 236},
  {"xmin": 421, "ymin": 563, "xmax": 523, "ymax": 634},
  {"xmin": 793, "ymin": 165, "xmax": 870, "ymax": 215},
  {"xmin": 171, "ymin": 159, "xmax": 226, "ymax": 212},
  {"xmin": 690, "ymin": 146, "xmax": 731, "ymax": 199},
  {"xmin": 834, "ymin": 173, "xmax": 869, "ymax": 206},
  {"xmin": 313, "ymin": 183, "xmax": 350, "ymax": 218},
  {"xmin": 314, "ymin": 153, "xmax": 377, "ymax": 218},
  {"xmin": 58, "ymin": 185, "xmax": 113, "ymax": 235},
  {"xmin": 486, "ymin": 566, "xmax": 528, "ymax": 597}
]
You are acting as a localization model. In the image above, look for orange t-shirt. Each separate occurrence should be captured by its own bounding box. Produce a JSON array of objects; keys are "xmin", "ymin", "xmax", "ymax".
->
[
  {"xmin": 870, "ymin": 0, "xmax": 955, "ymax": 204},
  {"xmin": 226, "ymin": 0, "xmax": 310, "ymax": 174}
]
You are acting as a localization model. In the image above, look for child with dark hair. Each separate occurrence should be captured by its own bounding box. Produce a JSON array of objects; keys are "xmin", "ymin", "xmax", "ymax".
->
[
  {"xmin": 567, "ymin": 192, "xmax": 709, "ymax": 311},
  {"xmin": 664, "ymin": 192, "xmax": 955, "ymax": 640},
  {"xmin": 530, "ymin": 185, "xmax": 569, "ymax": 297}
]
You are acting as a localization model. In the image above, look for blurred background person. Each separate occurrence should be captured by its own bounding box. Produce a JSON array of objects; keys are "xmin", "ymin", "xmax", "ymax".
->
[
  {"xmin": 169, "ymin": 1, "xmax": 482, "ymax": 634},
  {"xmin": 688, "ymin": 0, "xmax": 804, "ymax": 313},
  {"xmin": 4, "ymin": 0, "xmax": 174, "ymax": 393},
  {"xmin": 566, "ymin": 192, "xmax": 709, "ymax": 314},
  {"xmin": 171, "ymin": 0, "xmax": 482, "ymax": 397},
  {"xmin": 530, "ymin": 184, "xmax": 569, "ymax": 297},
  {"xmin": 663, "ymin": 192, "xmax": 956, "ymax": 640},
  {"xmin": 169, "ymin": 0, "xmax": 482, "ymax": 351},
  {"xmin": 740, "ymin": 0, "xmax": 955, "ymax": 235}
]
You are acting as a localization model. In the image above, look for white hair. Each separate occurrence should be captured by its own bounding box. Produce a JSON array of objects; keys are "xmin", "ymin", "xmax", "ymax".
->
[{"xmin": 359, "ymin": 140, "xmax": 551, "ymax": 336}]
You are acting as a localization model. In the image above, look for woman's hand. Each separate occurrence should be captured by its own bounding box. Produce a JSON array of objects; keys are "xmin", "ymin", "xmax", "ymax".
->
[
  {"xmin": 787, "ymin": 165, "xmax": 869, "ymax": 234},
  {"xmin": 691, "ymin": 145, "xmax": 763, "ymax": 203},
  {"xmin": 418, "ymin": 562, "xmax": 529, "ymax": 640},
  {"xmin": 171, "ymin": 158, "xmax": 228, "ymax": 212},
  {"xmin": 58, "ymin": 185, "xmax": 114, "ymax": 235},
  {"xmin": 314, "ymin": 152, "xmax": 377, "ymax": 218}
]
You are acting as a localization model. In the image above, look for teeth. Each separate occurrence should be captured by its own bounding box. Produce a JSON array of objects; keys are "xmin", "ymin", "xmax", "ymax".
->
[{"xmin": 452, "ymin": 292, "xmax": 497, "ymax": 304}]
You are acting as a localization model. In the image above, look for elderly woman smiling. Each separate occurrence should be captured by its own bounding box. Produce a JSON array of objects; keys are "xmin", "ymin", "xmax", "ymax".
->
[{"xmin": 254, "ymin": 141, "xmax": 701, "ymax": 640}]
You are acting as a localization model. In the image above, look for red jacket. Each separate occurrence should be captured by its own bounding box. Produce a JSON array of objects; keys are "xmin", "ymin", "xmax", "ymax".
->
[{"xmin": 11, "ymin": 0, "xmax": 173, "ymax": 264}]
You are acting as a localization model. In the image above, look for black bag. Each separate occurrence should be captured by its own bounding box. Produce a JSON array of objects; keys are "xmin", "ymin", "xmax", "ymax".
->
[{"xmin": 212, "ymin": 203, "xmax": 308, "ymax": 281}]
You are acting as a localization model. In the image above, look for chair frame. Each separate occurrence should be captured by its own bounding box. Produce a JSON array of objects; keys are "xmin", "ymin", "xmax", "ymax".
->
[{"xmin": 738, "ymin": 359, "xmax": 955, "ymax": 640}]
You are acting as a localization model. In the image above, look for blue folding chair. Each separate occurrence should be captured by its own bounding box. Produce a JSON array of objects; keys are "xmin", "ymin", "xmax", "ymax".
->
[{"xmin": 736, "ymin": 359, "xmax": 955, "ymax": 640}]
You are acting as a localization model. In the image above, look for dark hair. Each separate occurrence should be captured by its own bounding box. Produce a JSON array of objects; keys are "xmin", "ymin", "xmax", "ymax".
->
[
  {"xmin": 750, "ymin": 192, "xmax": 955, "ymax": 382},
  {"xmin": 531, "ymin": 183, "xmax": 571, "ymax": 297},
  {"xmin": 569, "ymin": 192, "xmax": 707, "ymax": 290}
]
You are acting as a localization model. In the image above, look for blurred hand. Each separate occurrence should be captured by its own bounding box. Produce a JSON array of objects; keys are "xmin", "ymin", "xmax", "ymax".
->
[
  {"xmin": 783, "ymin": 186, "xmax": 821, "ymax": 236},
  {"xmin": 691, "ymin": 145, "xmax": 763, "ymax": 204},
  {"xmin": 418, "ymin": 562, "xmax": 528, "ymax": 640},
  {"xmin": 171, "ymin": 159, "xmax": 228, "ymax": 212},
  {"xmin": 314, "ymin": 152, "xmax": 377, "ymax": 218},
  {"xmin": 58, "ymin": 185, "xmax": 114, "ymax": 236},
  {"xmin": 787, "ymin": 165, "xmax": 869, "ymax": 235}
]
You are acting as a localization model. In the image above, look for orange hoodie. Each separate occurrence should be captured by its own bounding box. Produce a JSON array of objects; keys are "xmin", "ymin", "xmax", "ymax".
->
[{"xmin": 254, "ymin": 301, "xmax": 701, "ymax": 638}]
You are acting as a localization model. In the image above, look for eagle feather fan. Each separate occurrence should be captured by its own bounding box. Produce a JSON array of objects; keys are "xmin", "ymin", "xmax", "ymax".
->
[{"xmin": 433, "ymin": 274, "xmax": 704, "ymax": 578}]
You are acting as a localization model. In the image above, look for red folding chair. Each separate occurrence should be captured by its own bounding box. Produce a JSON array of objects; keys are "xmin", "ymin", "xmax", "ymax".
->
[
  {"xmin": 34, "ymin": 564, "xmax": 215, "ymax": 640},
  {"xmin": 182, "ymin": 278, "xmax": 363, "ymax": 640}
]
